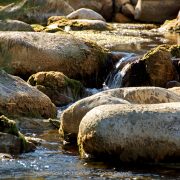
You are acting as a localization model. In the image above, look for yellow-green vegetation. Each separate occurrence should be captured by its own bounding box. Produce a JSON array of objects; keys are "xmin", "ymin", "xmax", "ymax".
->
[
  {"xmin": 48, "ymin": 17, "xmax": 111, "ymax": 31},
  {"xmin": 142, "ymin": 44, "xmax": 170, "ymax": 61},
  {"xmin": 31, "ymin": 24, "xmax": 45, "ymax": 32},
  {"xmin": 64, "ymin": 76, "xmax": 85, "ymax": 100},
  {"xmin": 161, "ymin": 19, "xmax": 180, "ymax": 33},
  {"xmin": 0, "ymin": 115, "xmax": 29, "ymax": 151}
]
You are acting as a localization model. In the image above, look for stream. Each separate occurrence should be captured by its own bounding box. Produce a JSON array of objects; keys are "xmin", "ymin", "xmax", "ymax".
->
[{"xmin": 0, "ymin": 24, "xmax": 180, "ymax": 179}]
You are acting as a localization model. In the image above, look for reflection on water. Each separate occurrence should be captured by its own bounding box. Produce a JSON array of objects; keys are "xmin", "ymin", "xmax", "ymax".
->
[{"xmin": 0, "ymin": 130, "xmax": 180, "ymax": 179}]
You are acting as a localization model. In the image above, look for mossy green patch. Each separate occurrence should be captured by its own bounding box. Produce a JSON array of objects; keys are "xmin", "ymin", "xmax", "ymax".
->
[
  {"xmin": 31, "ymin": 24, "xmax": 45, "ymax": 32},
  {"xmin": 0, "ymin": 115, "xmax": 29, "ymax": 152},
  {"xmin": 64, "ymin": 77, "xmax": 84, "ymax": 100},
  {"xmin": 169, "ymin": 45, "xmax": 180, "ymax": 58},
  {"xmin": 142, "ymin": 44, "xmax": 170, "ymax": 61}
]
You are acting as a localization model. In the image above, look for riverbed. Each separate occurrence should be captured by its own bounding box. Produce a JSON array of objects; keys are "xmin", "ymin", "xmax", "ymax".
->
[{"xmin": 0, "ymin": 23, "xmax": 180, "ymax": 179}]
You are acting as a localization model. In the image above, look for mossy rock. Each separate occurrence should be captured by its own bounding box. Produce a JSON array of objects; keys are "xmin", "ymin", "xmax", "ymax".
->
[
  {"xmin": 0, "ymin": 115, "xmax": 35, "ymax": 154},
  {"xmin": 121, "ymin": 45, "xmax": 178, "ymax": 87},
  {"xmin": 160, "ymin": 19, "xmax": 180, "ymax": 33},
  {"xmin": 48, "ymin": 17, "xmax": 112, "ymax": 31},
  {"xmin": 0, "ymin": 0, "xmax": 74, "ymax": 25},
  {"xmin": 31, "ymin": 24, "xmax": 45, "ymax": 32},
  {"xmin": 28, "ymin": 71, "xmax": 87, "ymax": 106}
]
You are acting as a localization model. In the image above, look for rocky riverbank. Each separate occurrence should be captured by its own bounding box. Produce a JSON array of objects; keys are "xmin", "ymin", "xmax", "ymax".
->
[{"xmin": 0, "ymin": 0, "xmax": 180, "ymax": 178}]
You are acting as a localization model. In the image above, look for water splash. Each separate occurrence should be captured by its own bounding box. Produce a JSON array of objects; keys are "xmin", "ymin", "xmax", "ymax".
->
[{"xmin": 105, "ymin": 52, "xmax": 138, "ymax": 88}]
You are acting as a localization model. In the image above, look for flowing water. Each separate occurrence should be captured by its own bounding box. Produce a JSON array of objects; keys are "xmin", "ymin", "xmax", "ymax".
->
[{"xmin": 0, "ymin": 24, "xmax": 180, "ymax": 179}]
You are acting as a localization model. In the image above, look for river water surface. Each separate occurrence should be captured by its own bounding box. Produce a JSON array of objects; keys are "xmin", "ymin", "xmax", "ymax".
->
[{"xmin": 0, "ymin": 24, "xmax": 180, "ymax": 179}]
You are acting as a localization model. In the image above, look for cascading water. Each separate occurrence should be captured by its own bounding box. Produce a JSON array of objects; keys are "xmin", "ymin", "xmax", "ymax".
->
[{"xmin": 105, "ymin": 52, "xmax": 139, "ymax": 88}]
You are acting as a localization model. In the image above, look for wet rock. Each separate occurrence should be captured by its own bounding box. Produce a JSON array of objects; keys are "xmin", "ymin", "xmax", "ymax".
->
[
  {"xmin": 0, "ymin": 31, "xmax": 111, "ymax": 88},
  {"xmin": 15, "ymin": 117, "xmax": 59, "ymax": 134},
  {"xmin": 0, "ymin": 20, "xmax": 34, "ymax": 31},
  {"xmin": 60, "ymin": 86, "xmax": 180, "ymax": 143},
  {"xmin": 131, "ymin": 0, "xmax": 138, "ymax": 6},
  {"xmin": 0, "ymin": 115, "xmax": 35, "ymax": 155},
  {"xmin": 48, "ymin": 17, "xmax": 111, "ymax": 31},
  {"xmin": 114, "ymin": 13, "xmax": 132, "ymax": 23},
  {"xmin": 0, "ymin": 153, "xmax": 12, "ymax": 160},
  {"xmin": 121, "ymin": 45, "xmax": 178, "ymax": 87},
  {"xmin": 69, "ymin": 23, "xmax": 156, "ymax": 53},
  {"xmin": 0, "ymin": 70, "xmax": 56, "ymax": 118},
  {"xmin": 0, "ymin": 0, "xmax": 74, "ymax": 25},
  {"xmin": 166, "ymin": 81, "xmax": 180, "ymax": 88},
  {"xmin": 67, "ymin": 8, "xmax": 105, "ymax": 21},
  {"xmin": 135, "ymin": 0, "xmax": 180, "ymax": 23},
  {"xmin": 122, "ymin": 3, "xmax": 135, "ymax": 18},
  {"xmin": 115, "ymin": 0, "xmax": 130, "ymax": 12},
  {"xmin": 28, "ymin": 71, "xmax": 87, "ymax": 106},
  {"xmin": 67, "ymin": 0, "xmax": 113, "ymax": 21},
  {"xmin": 78, "ymin": 103, "xmax": 180, "ymax": 163}
]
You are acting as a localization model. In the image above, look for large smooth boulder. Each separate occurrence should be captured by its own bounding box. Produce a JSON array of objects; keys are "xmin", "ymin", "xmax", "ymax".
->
[
  {"xmin": 0, "ymin": 20, "xmax": 34, "ymax": 31},
  {"xmin": 67, "ymin": 0, "xmax": 113, "ymax": 21},
  {"xmin": 0, "ymin": 31, "xmax": 111, "ymax": 87},
  {"xmin": 0, "ymin": 115, "xmax": 35, "ymax": 154},
  {"xmin": 0, "ymin": 70, "xmax": 56, "ymax": 118},
  {"xmin": 78, "ymin": 103, "xmax": 180, "ymax": 163},
  {"xmin": 28, "ymin": 71, "xmax": 87, "ymax": 106},
  {"xmin": 66, "ymin": 8, "xmax": 105, "ymax": 21},
  {"xmin": 0, "ymin": 0, "xmax": 74, "ymax": 25},
  {"xmin": 135, "ymin": 0, "xmax": 180, "ymax": 23},
  {"xmin": 60, "ymin": 86, "xmax": 180, "ymax": 142},
  {"xmin": 121, "ymin": 45, "xmax": 178, "ymax": 87}
]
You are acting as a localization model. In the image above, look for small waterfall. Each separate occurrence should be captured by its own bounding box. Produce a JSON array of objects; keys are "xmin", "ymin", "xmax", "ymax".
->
[{"xmin": 105, "ymin": 52, "xmax": 138, "ymax": 89}]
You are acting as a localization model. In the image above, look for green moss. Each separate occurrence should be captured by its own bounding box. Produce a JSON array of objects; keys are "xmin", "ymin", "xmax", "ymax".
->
[
  {"xmin": 0, "ymin": 115, "xmax": 29, "ymax": 152},
  {"xmin": 48, "ymin": 17, "xmax": 110, "ymax": 31},
  {"xmin": 0, "ymin": 115, "xmax": 19, "ymax": 136},
  {"xmin": 64, "ymin": 77, "xmax": 84, "ymax": 99},
  {"xmin": 169, "ymin": 45, "xmax": 180, "ymax": 58},
  {"xmin": 31, "ymin": 24, "xmax": 45, "ymax": 32},
  {"xmin": 142, "ymin": 45, "xmax": 171, "ymax": 61},
  {"xmin": 44, "ymin": 27, "xmax": 63, "ymax": 33}
]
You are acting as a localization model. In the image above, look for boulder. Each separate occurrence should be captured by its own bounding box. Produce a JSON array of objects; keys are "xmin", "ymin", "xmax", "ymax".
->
[
  {"xmin": 0, "ymin": 31, "xmax": 111, "ymax": 87},
  {"xmin": 121, "ymin": 45, "xmax": 178, "ymax": 87},
  {"xmin": 114, "ymin": 13, "xmax": 132, "ymax": 23},
  {"xmin": 0, "ymin": 70, "xmax": 56, "ymax": 118},
  {"xmin": 114, "ymin": 0, "xmax": 131, "ymax": 12},
  {"xmin": 0, "ymin": 0, "xmax": 74, "ymax": 25},
  {"xmin": 67, "ymin": 0, "xmax": 113, "ymax": 21},
  {"xmin": 60, "ymin": 86, "xmax": 180, "ymax": 143},
  {"xmin": 159, "ymin": 17, "xmax": 180, "ymax": 33},
  {"xmin": 122, "ymin": 3, "xmax": 135, "ymax": 18},
  {"xmin": 0, "ymin": 115, "xmax": 35, "ymax": 154},
  {"xmin": 78, "ymin": 103, "xmax": 180, "ymax": 163},
  {"xmin": 135, "ymin": 0, "xmax": 180, "ymax": 23},
  {"xmin": 0, "ymin": 20, "xmax": 34, "ymax": 31},
  {"xmin": 131, "ymin": 0, "xmax": 138, "ymax": 6},
  {"xmin": 47, "ymin": 17, "xmax": 111, "ymax": 31},
  {"xmin": 66, "ymin": 8, "xmax": 105, "ymax": 21},
  {"xmin": 28, "ymin": 71, "xmax": 87, "ymax": 106}
]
